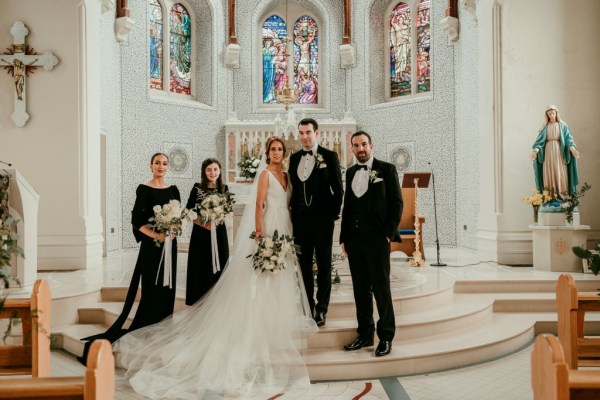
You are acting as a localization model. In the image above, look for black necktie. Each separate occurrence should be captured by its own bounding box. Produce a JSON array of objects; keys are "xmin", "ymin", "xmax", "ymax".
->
[
  {"xmin": 356, "ymin": 165, "xmax": 368, "ymax": 170},
  {"xmin": 300, "ymin": 150, "xmax": 313, "ymax": 156}
]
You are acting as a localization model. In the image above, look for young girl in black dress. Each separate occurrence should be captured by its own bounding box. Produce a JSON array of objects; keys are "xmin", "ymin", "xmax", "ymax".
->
[
  {"xmin": 79, "ymin": 152, "xmax": 180, "ymax": 364},
  {"xmin": 185, "ymin": 158, "xmax": 230, "ymax": 305}
]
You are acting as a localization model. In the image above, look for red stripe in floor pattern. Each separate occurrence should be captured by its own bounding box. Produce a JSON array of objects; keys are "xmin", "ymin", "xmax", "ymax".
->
[
  {"xmin": 267, "ymin": 394, "xmax": 284, "ymax": 400},
  {"xmin": 353, "ymin": 382, "xmax": 373, "ymax": 399}
]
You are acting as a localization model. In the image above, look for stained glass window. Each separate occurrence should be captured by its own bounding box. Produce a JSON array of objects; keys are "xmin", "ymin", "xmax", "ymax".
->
[
  {"xmin": 389, "ymin": 3, "xmax": 411, "ymax": 97},
  {"xmin": 293, "ymin": 16, "xmax": 318, "ymax": 104},
  {"xmin": 417, "ymin": 0, "xmax": 431, "ymax": 93},
  {"xmin": 149, "ymin": 0, "xmax": 163, "ymax": 90},
  {"xmin": 169, "ymin": 3, "xmax": 191, "ymax": 95},
  {"xmin": 262, "ymin": 16, "xmax": 287, "ymax": 104}
]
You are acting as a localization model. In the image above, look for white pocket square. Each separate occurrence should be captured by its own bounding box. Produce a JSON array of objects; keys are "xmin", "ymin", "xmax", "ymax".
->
[
  {"xmin": 373, "ymin": 178, "xmax": 383, "ymax": 183},
  {"xmin": 319, "ymin": 163, "xmax": 327, "ymax": 168}
]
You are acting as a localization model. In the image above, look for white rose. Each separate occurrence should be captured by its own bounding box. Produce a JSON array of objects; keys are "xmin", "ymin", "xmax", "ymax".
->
[
  {"xmin": 1, "ymin": 244, "xmax": 7, "ymax": 250},
  {"xmin": 270, "ymin": 255, "xmax": 278, "ymax": 262},
  {"xmin": 264, "ymin": 249, "xmax": 273, "ymax": 257},
  {"xmin": 153, "ymin": 205, "xmax": 162, "ymax": 213},
  {"xmin": 265, "ymin": 238, "xmax": 274, "ymax": 249},
  {"xmin": 252, "ymin": 159, "xmax": 260, "ymax": 167},
  {"xmin": 163, "ymin": 204, "xmax": 172, "ymax": 214},
  {"xmin": 249, "ymin": 168, "xmax": 256, "ymax": 173},
  {"xmin": 188, "ymin": 210, "xmax": 198, "ymax": 220}
]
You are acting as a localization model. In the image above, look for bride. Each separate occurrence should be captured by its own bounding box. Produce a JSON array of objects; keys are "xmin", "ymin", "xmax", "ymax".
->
[{"xmin": 113, "ymin": 137, "xmax": 318, "ymax": 399}]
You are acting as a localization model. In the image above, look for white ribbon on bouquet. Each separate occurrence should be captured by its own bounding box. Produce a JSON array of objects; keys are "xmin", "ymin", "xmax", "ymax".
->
[
  {"xmin": 211, "ymin": 219, "xmax": 222, "ymax": 274},
  {"xmin": 156, "ymin": 234, "xmax": 173, "ymax": 288}
]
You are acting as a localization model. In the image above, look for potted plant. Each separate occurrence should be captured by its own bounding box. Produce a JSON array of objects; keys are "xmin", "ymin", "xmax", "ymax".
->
[{"xmin": 572, "ymin": 243, "xmax": 600, "ymax": 275}]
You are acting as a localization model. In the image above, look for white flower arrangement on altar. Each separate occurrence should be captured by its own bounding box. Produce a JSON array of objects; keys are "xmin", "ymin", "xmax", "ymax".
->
[
  {"xmin": 238, "ymin": 156, "xmax": 261, "ymax": 180},
  {"xmin": 147, "ymin": 200, "xmax": 197, "ymax": 247},
  {"xmin": 248, "ymin": 230, "xmax": 300, "ymax": 274},
  {"xmin": 196, "ymin": 188, "xmax": 235, "ymax": 225}
]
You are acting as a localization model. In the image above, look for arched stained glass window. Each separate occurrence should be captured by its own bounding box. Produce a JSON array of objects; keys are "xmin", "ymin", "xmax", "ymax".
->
[
  {"xmin": 149, "ymin": 0, "xmax": 163, "ymax": 90},
  {"xmin": 169, "ymin": 3, "xmax": 191, "ymax": 95},
  {"xmin": 417, "ymin": 0, "xmax": 431, "ymax": 93},
  {"xmin": 293, "ymin": 16, "xmax": 318, "ymax": 105},
  {"xmin": 389, "ymin": 3, "xmax": 411, "ymax": 97},
  {"xmin": 262, "ymin": 16, "xmax": 287, "ymax": 104}
]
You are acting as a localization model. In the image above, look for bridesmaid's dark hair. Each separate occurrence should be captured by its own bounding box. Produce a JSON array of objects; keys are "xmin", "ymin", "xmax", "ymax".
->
[
  {"xmin": 265, "ymin": 138, "xmax": 286, "ymax": 164},
  {"xmin": 150, "ymin": 152, "xmax": 169, "ymax": 164},
  {"xmin": 199, "ymin": 158, "xmax": 223, "ymax": 192}
]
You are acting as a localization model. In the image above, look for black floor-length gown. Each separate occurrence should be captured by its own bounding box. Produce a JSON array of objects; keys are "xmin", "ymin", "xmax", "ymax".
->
[
  {"xmin": 185, "ymin": 183, "xmax": 229, "ymax": 305},
  {"xmin": 79, "ymin": 184, "xmax": 180, "ymax": 364}
]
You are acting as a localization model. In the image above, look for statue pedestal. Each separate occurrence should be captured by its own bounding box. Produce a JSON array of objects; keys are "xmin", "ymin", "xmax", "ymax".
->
[
  {"xmin": 530, "ymin": 224, "xmax": 590, "ymax": 272},
  {"xmin": 539, "ymin": 211, "xmax": 580, "ymax": 226}
]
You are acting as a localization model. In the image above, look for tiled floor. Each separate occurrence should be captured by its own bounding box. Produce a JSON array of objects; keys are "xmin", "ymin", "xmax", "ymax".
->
[{"xmin": 47, "ymin": 343, "xmax": 534, "ymax": 399}]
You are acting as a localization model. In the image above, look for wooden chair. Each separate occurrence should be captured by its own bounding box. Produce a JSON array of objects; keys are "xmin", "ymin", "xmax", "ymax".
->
[
  {"xmin": 0, "ymin": 339, "xmax": 115, "ymax": 400},
  {"xmin": 556, "ymin": 274, "xmax": 600, "ymax": 369},
  {"xmin": 390, "ymin": 187, "xmax": 426, "ymax": 259},
  {"xmin": 531, "ymin": 334, "xmax": 600, "ymax": 400},
  {"xmin": 0, "ymin": 279, "xmax": 51, "ymax": 377}
]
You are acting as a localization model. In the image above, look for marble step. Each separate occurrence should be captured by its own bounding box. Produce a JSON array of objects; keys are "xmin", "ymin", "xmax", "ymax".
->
[{"xmin": 304, "ymin": 312, "xmax": 537, "ymax": 381}]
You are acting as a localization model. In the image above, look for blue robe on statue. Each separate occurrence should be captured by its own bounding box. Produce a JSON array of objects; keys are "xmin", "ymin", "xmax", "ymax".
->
[{"xmin": 532, "ymin": 122, "xmax": 579, "ymax": 195}]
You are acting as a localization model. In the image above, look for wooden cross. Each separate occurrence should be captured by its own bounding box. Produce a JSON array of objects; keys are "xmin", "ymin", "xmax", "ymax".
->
[{"xmin": 0, "ymin": 21, "xmax": 59, "ymax": 127}]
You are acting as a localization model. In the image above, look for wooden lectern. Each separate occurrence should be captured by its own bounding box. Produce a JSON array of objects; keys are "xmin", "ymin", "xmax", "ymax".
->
[{"xmin": 391, "ymin": 173, "xmax": 431, "ymax": 265}]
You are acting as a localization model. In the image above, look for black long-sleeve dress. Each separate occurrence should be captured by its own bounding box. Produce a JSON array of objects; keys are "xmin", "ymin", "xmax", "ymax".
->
[
  {"xmin": 79, "ymin": 184, "xmax": 180, "ymax": 364},
  {"xmin": 185, "ymin": 184, "xmax": 229, "ymax": 305}
]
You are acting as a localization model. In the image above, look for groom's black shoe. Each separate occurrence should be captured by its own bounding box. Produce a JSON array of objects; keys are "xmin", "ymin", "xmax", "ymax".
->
[
  {"xmin": 344, "ymin": 336, "xmax": 374, "ymax": 351},
  {"xmin": 375, "ymin": 340, "xmax": 392, "ymax": 357},
  {"xmin": 314, "ymin": 312, "xmax": 326, "ymax": 327}
]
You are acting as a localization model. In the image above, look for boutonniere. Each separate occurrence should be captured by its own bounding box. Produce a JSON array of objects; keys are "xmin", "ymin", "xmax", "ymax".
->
[
  {"xmin": 368, "ymin": 169, "xmax": 381, "ymax": 182},
  {"xmin": 315, "ymin": 153, "xmax": 324, "ymax": 165}
]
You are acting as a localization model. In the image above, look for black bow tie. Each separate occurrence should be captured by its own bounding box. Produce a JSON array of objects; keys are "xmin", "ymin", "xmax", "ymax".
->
[
  {"xmin": 356, "ymin": 165, "xmax": 368, "ymax": 170},
  {"xmin": 300, "ymin": 150, "xmax": 313, "ymax": 156}
]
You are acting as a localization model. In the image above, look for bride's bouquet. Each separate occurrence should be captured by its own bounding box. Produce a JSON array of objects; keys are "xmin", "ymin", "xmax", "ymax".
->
[
  {"xmin": 248, "ymin": 230, "xmax": 300, "ymax": 274},
  {"xmin": 147, "ymin": 199, "xmax": 197, "ymax": 247},
  {"xmin": 196, "ymin": 188, "xmax": 235, "ymax": 225}
]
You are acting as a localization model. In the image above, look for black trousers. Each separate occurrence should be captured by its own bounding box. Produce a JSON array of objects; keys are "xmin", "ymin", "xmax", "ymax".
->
[
  {"xmin": 293, "ymin": 215, "xmax": 335, "ymax": 315},
  {"xmin": 346, "ymin": 230, "xmax": 395, "ymax": 341}
]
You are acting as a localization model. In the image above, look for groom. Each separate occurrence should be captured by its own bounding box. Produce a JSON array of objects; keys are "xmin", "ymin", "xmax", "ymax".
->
[
  {"xmin": 289, "ymin": 118, "xmax": 344, "ymax": 327},
  {"xmin": 340, "ymin": 131, "xmax": 403, "ymax": 357}
]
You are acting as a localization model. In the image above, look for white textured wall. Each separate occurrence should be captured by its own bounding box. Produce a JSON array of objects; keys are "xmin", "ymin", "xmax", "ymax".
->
[{"xmin": 115, "ymin": 0, "xmax": 460, "ymax": 248}]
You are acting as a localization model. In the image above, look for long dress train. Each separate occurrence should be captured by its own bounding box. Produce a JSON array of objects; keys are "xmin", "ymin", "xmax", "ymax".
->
[{"xmin": 114, "ymin": 170, "xmax": 317, "ymax": 399}]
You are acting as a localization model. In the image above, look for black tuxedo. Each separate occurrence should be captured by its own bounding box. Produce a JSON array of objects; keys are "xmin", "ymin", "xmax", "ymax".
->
[
  {"xmin": 340, "ymin": 158, "xmax": 403, "ymax": 342},
  {"xmin": 289, "ymin": 145, "xmax": 343, "ymax": 315}
]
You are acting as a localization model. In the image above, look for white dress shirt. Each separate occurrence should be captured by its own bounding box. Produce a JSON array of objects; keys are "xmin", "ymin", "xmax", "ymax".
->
[
  {"xmin": 297, "ymin": 143, "xmax": 319, "ymax": 182},
  {"xmin": 351, "ymin": 157, "xmax": 374, "ymax": 198}
]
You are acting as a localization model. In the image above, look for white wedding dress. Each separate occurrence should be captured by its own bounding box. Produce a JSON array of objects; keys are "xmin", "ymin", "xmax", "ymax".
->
[{"xmin": 113, "ymin": 169, "xmax": 317, "ymax": 399}]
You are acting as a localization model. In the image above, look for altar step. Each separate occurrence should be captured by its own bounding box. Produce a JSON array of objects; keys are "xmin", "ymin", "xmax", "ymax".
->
[{"xmin": 50, "ymin": 277, "xmax": 600, "ymax": 380}]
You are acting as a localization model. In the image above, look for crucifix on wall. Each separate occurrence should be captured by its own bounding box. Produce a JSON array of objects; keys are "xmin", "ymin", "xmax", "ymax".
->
[{"xmin": 0, "ymin": 21, "xmax": 59, "ymax": 127}]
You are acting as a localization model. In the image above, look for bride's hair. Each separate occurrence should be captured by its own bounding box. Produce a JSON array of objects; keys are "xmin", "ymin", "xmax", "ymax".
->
[{"xmin": 265, "ymin": 137, "xmax": 286, "ymax": 164}]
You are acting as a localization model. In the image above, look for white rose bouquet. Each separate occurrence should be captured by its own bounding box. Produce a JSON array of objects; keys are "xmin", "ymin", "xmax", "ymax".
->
[
  {"xmin": 197, "ymin": 188, "xmax": 235, "ymax": 225},
  {"xmin": 238, "ymin": 156, "xmax": 261, "ymax": 180},
  {"xmin": 147, "ymin": 199, "xmax": 197, "ymax": 247},
  {"xmin": 248, "ymin": 230, "xmax": 300, "ymax": 274}
]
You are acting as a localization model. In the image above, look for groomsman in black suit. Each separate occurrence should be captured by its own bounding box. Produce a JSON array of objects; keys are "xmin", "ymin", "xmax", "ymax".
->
[
  {"xmin": 289, "ymin": 118, "xmax": 344, "ymax": 327},
  {"xmin": 340, "ymin": 131, "xmax": 403, "ymax": 357}
]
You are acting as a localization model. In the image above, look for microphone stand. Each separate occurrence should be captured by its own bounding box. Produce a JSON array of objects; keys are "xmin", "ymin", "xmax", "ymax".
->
[{"xmin": 428, "ymin": 163, "xmax": 446, "ymax": 267}]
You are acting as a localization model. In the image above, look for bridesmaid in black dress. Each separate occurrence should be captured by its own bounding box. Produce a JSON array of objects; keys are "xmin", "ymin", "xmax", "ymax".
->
[
  {"xmin": 79, "ymin": 152, "xmax": 180, "ymax": 364},
  {"xmin": 185, "ymin": 158, "xmax": 230, "ymax": 305}
]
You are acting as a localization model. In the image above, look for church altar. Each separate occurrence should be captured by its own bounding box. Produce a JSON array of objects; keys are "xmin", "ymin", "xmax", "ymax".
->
[{"xmin": 224, "ymin": 110, "xmax": 356, "ymax": 198}]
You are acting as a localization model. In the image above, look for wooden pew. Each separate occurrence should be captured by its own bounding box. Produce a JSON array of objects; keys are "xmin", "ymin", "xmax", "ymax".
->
[
  {"xmin": 0, "ymin": 279, "xmax": 51, "ymax": 377},
  {"xmin": 556, "ymin": 274, "xmax": 600, "ymax": 369},
  {"xmin": 390, "ymin": 187, "xmax": 426, "ymax": 259},
  {"xmin": 531, "ymin": 334, "xmax": 600, "ymax": 400},
  {"xmin": 0, "ymin": 339, "xmax": 115, "ymax": 400}
]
